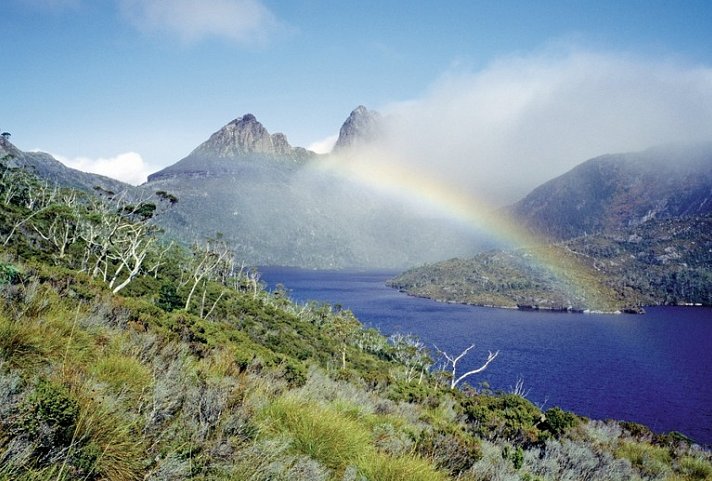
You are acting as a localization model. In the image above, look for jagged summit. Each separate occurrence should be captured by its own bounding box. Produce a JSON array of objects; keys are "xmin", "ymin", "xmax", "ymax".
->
[
  {"xmin": 148, "ymin": 113, "xmax": 315, "ymax": 182},
  {"xmin": 191, "ymin": 113, "xmax": 297, "ymax": 158},
  {"xmin": 333, "ymin": 105, "xmax": 382, "ymax": 152}
]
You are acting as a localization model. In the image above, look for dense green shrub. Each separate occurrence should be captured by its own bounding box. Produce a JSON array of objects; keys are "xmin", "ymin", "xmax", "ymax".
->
[
  {"xmin": 21, "ymin": 379, "xmax": 80, "ymax": 455},
  {"xmin": 0, "ymin": 262, "xmax": 19, "ymax": 285},
  {"xmin": 461, "ymin": 393, "xmax": 544, "ymax": 444},
  {"xmin": 542, "ymin": 406, "xmax": 581, "ymax": 438}
]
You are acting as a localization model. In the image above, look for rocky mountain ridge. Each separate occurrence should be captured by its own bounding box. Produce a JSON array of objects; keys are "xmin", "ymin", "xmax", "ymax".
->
[{"xmin": 0, "ymin": 136, "xmax": 131, "ymax": 194}]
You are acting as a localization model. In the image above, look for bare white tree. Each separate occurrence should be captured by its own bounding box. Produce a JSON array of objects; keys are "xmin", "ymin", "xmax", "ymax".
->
[
  {"xmin": 389, "ymin": 333, "xmax": 432, "ymax": 384},
  {"xmin": 435, "ymin": 344, "xmax": 499, "ymax": 389},
  {"xmin": 107, "ymin": 222, "xmax": 157, "ymax": 294},
  {"xmin": 183, "ymin": 238, "xmax": 232, "ymax": 311}
]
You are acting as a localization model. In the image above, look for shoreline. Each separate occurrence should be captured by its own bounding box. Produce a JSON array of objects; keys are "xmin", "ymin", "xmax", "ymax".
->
[{"xmin": 387, "ymin": 287, "xmax": 658, "ymax": 315}]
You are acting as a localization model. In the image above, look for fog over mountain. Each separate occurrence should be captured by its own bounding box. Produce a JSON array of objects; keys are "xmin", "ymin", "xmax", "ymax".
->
[
  {"xmin": 144, "ymin": 108, "xmax": 485, "ymax": 268},
  {"xmin": 508, "ymin": 142, "xmax": 712, "ymax": 240},
  {"xmin": 344, "ymin": 50, "xmax": 712, "ymax": 205}
]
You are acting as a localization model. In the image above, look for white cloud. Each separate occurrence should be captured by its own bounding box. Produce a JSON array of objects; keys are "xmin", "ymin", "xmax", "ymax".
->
[
  {"xmin": 118, "ymin": 0, "xmax": 282, "ymax": 45},
  {"xmin": 307, "ymin": 134, "xmax": 338, "ymax": 154},
  {"xmin": 53, "ymin": 151, "xmax": 152, "ymax": 185},
  {"xmin": 367, "ymin": 48, "xmax": 712, "ymax": 205}
]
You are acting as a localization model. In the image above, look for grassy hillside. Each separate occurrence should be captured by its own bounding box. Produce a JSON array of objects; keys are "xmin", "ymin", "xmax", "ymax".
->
[{"xmin": 1, "ymin": 155, "xmax": 710, "ymax": 480}]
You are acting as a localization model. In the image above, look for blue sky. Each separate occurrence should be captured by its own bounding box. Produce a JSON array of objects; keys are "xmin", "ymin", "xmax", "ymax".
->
[{"xmin": 3, "ymin": 0, "xmax": 712, "ymax": 186}]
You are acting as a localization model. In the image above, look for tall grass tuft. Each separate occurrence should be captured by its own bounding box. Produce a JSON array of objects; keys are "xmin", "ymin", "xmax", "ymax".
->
[
  {"xmin": 261, "ymin": 396, "xmax": 372, "ymax": 471},
  {"xmin": 359, "ymin": 452, "xmax": 449, "ymax": 481},
  {"xmin": 616, "ymin": 441, "xmax": 671, "ymax": 478},
  {"xmin": 0, "ymin": 314, "xmax": 48, "ymax": 369},
  {"xmin": 73, "ymin": 397, "xmax": 144, "ymax": 481},
  {"xmin": 89, "ymin": 353, "xmax": 152, "ymax": 403}
]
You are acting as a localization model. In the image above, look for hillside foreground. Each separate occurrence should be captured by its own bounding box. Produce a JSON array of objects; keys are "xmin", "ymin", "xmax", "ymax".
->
[{"xmin": 0, "ymin": 156, "xmax": 711, "ymax": 480}]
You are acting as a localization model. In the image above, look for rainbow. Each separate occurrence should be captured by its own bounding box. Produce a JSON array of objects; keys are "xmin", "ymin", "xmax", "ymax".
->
[{"xmin": 313, "ymin": 151, "xmax": 620, "ymax": 311}]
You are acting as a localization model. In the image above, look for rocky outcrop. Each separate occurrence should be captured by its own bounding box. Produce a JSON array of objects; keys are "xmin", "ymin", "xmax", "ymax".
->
[{"xmin": 333, "ymin": 105, "xmax": 382, "ymax": 152}]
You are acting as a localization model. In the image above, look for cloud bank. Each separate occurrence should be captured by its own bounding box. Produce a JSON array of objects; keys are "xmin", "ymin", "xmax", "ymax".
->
[
  {"xmin": 365, "ymin": 49, "xmax": 712, "ymax": 205},
  {"xmin": 119, "ymin": 0, "xmax": 281, "ymax": 44},
  {"xmin": 53, "ymin": 151, "xmax": 152, "ymax": 185},
  {"xmin": 307, "ymin": 134, "xmax": 338, "ymax": 154}
]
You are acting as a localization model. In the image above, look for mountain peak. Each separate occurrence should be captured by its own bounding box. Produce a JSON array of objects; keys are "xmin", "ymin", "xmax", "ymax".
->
[
  {"xmin": 147, "ymin": 113, "xmax": 316, "ymax": 182},
  {"xmin": 333, "ymin": 105, "xmax": 382, "ymax": 152},
  {"xmin": 190, "ymin": 113, "xmax": 286, "ymax": 158}
]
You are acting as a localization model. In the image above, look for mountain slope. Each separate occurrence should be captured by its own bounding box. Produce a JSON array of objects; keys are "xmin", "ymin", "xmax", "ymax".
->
[
  {"xmin": 508, "ymin": 143, "xmax": 712, "ymax": 240},
  {"xmin": 0, "ymin": 135, "xmax": 132, "ymax": 194},
  {"xmin": 390, "ymin": 143, "xmax": 712, "ymax": 311}
]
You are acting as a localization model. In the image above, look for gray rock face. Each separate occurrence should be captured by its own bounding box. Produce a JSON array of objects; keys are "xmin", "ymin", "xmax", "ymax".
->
[
  {"xmin": 191, "ymin": 114, "xmax": 298, "ymax": 159},
  {"xmin": 333, "ymin": 105, "xmax": 382, "ymax": 152}
]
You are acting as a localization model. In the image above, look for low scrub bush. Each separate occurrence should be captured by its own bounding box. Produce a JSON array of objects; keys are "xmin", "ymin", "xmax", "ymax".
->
[
  {"xmin": 0, "ymin": 262, "xmax": 19, "ymax": 286},
  {"xmin": 542, "ymin": 406, "xmax": 581, "ymax": 438},
  {"xmin": 462, "ymin": 393, "xmax": 544, "ymax": 444},
  {"xmin": 616, "ymin": 440, "xmax": 672, "ymax": 478}
]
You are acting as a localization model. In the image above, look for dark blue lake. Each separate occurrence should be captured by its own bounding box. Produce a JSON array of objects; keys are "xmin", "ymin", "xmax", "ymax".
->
[{"xmin": 259, "ymin": 267, "xmax": 712, "ymax": 446}]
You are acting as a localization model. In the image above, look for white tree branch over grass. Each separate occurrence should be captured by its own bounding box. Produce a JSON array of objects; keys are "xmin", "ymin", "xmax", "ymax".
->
[{"xmin": 435, "ymin": 344, "xmax": 499, "ymax": 389}]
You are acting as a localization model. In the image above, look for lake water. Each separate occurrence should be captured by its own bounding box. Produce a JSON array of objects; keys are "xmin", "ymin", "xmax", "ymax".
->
[{"xmin": 259, "ymin": 267, "xmax": 712, "ymax": 446}]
